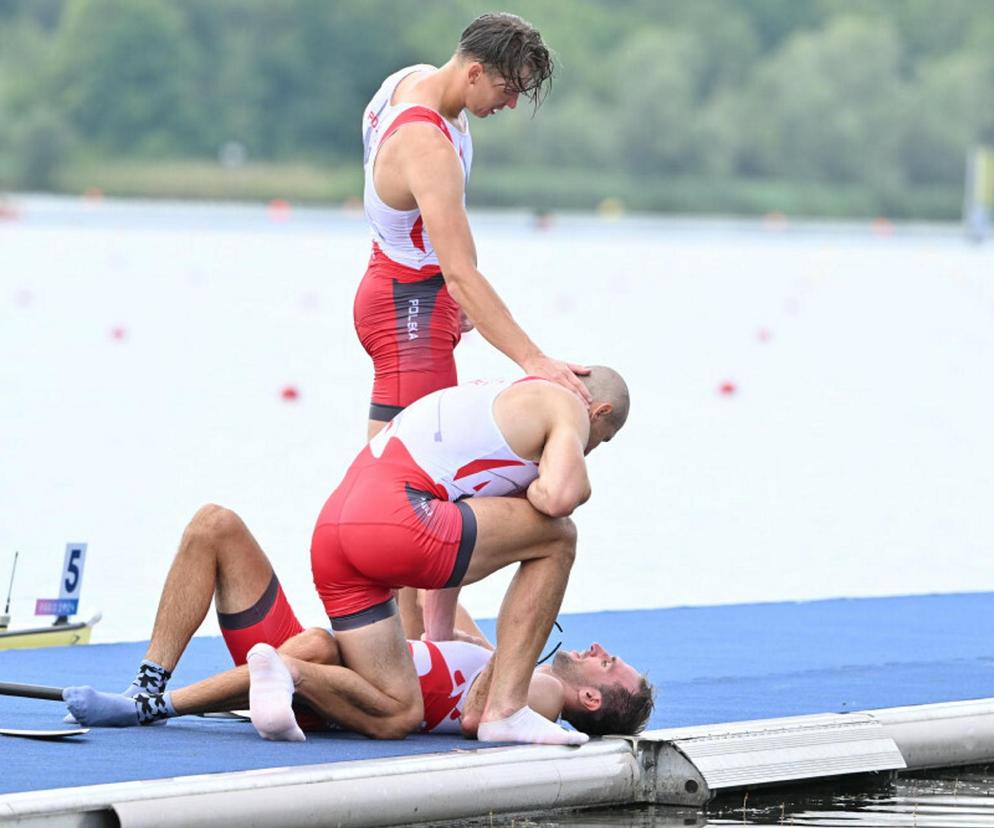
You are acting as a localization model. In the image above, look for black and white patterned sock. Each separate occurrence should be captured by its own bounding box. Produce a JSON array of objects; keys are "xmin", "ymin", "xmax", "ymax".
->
[
  {"xmin": 125, "ymin": 660, "xmax": 172, "ymax": 697},
  {"xmin": 134, "ymin": 691, "xmax": 176, "ymax": 725}
]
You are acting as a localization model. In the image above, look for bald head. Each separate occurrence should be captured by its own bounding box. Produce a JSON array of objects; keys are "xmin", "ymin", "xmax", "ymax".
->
[{"xmin": 580, "ymin": 366, "xmax": 630, "ymax": 430}]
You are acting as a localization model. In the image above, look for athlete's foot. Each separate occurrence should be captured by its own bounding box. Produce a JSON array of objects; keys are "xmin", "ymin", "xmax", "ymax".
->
[
  {"xmin": 63, "ymin": 687, "xmax": 175, "ymax": 727},
  {"xmin": 63, "ymin": 687, "xmax": 140, "ymax": 727},
  {"xmin": 247, "ymin": 643, "xmax": 305, "ymax": 742},
  {"xmin": 67, "ymin": 659, "xmax": 175, "ymax": 725},
  {"xmin": 476, "ymin": 706, "xmax": 589, "ymax": 746}
]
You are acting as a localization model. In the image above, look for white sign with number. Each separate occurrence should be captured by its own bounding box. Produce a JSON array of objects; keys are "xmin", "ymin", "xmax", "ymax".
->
[{"xmin": 59, "ymin": 543, "xmax": 87, "ymax": 601}]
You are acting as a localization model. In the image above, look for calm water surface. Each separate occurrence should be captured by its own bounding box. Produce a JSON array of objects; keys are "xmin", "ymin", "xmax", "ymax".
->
[
  {"xmin": 3, "ymin": 196, "xmax": 992, "ymax": 641},
  {"xmin": 454, "ymin": 766, "xmax": 994, "ymax": 826}
]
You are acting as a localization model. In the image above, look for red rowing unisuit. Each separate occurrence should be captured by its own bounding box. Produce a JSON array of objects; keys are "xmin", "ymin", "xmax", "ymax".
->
[
  {"xmin": 311, "ymin": 379, "xmax": 543, "ymax": 628},
  {"xmin": 356, "ymin": 65, "xmax": 475, "ymax": 420}
]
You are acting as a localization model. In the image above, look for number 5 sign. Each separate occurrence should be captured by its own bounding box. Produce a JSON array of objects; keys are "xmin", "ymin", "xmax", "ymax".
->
[
  {"xmin": 35, "ymin": 543, "xmax": 87, "ymax": 617},
  {"xmin": 60, "ymin": 543, "xmax": 87, "ymax": 601}
]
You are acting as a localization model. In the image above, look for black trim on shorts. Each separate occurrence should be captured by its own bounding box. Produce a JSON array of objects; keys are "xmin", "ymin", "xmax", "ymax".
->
[
  {"xmin": 443, "ymin": 500, "xmax": 477, "ymax": 588},
  {"xmin": 369, "ymin": 402, "xmax": 404, "ymax": 422},
  {"xmin": 217, "ymin": 573, "xmax": 279, "ymax": 631},
  {"xmin": 330, "ymin": 597, "xmax": 398, "ymax": 632}
]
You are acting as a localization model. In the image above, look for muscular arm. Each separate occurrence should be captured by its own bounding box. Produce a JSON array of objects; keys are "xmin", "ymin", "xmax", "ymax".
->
[
  {"xmin": 398, "ymin": 587, "xmax": 493, "ymax": 647},
  {"xmin": 526, "ymin": 393, "xmax": 592, "ymax": 518},
  {"xmin": 399, "ymin": 127, "xmax": 591, "ymax": 402},
  {"xmin": 422, "ymin": 586, "xmax": 460, "ymax": 642}
]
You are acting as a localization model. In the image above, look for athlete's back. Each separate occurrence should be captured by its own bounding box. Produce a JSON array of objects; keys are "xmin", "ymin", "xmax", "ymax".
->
[{"xmin": 369, "ymin": 378, "xmax": 541, "ymax": 500}]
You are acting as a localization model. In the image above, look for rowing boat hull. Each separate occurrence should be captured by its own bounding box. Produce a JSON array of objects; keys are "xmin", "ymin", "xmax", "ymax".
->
[{"xmin": 0, "ymin": 621, "xmax": 95, "ymax": 651}]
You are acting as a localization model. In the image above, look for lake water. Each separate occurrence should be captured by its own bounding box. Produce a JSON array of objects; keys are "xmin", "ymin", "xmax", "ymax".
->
[
  {"xmin": 461, "ymin": 764, "xmax": 994, "ymax": 826},
  {"xmin": 1, "ymin": 195, "xmax": 993, "ymax": 643}
]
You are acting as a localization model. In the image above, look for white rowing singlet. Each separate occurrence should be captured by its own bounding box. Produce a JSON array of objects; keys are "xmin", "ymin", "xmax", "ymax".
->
[
  {"xmin": 369, "ymin": 378, "xmax": 542, "ymax": 500},
  {"xmin": 362, "ymin": 65, "xmax": 474, "ymax": 270},
  {"xmin": 409, "ymin": 639, "xmax": 492, "ymax": 734}
]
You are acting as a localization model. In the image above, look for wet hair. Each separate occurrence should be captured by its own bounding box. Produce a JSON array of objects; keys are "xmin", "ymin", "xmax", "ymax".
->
[
  {"xmin": 561, "ymin": 675, "xmax": 655, "ymax": 736},
  {"xmin": 457, "ymin": 13, "xmax": 554, "ymax": 109},
  {"xmin": 582, "ymin": 366, "xmax": 630, "ymax": 430}
]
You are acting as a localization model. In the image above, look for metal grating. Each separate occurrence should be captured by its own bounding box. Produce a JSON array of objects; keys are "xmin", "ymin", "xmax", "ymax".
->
[{"xmin": 674, "ymin": 714, "xmax": 906, "ymax": 789}]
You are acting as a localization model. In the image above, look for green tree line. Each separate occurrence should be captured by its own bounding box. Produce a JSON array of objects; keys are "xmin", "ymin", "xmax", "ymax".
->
[{"xmin": 1, "ymin": 0, "xmax": 992, "ymax": 218}]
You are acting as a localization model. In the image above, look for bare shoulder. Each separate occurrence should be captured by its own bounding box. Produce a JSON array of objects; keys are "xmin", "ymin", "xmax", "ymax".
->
[
  {"xmin": 376, "ymin": 123, "xmax": 462, "ymax": 210},
  {"xmin": 381, "ymin": 120, "xmax": 457, "ymax": 168},
  {"xmin": 522, "ymin": 380, "xmax": 587, "ymax": 424},
  {"xmin": 496, "ymin": 380, "xmax": 588, "ymax": 459},
  {"xmin": 500, "ymin": 380, "xmax": 587, "ymax": 424}
]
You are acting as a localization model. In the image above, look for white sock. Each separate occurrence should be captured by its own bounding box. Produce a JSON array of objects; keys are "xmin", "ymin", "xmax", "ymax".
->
[
  {"xmin": 247, "ymin": 643, "xmax": 305, "ymax": 742},
  {"xmin": 477, "ymin": 705, "xmax": 589, "ymax": 746}
]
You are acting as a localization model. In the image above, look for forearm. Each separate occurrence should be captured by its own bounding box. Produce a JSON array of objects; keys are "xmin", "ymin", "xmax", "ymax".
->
[
  {"xmin": 289, "ymin": 659, "xmax": 412, "ymax": 736},
  {"xmin": 526, "ymin": 476, "xmax": 589, "ymax": 518},
  {"xmin": 422, "ymin": 587, "xmax": 461, "ymax": 640},
  {"xmin": 170, "ymin": 665, "xmax": 250, "ymax": 715},
  {"xmin": 172, "ymin": 627, "xmax": 341, "ymax": 716},
  {"xmin": 446, "ymin": 269, "xmax": 542, "ymax": 369},
  {"xmin": 396, "ymin": 587, "xmax": 426, "ymax": 640},
  {"xmin": 455, "ymin": 603, "xmax": 494, "ymax": 650}
]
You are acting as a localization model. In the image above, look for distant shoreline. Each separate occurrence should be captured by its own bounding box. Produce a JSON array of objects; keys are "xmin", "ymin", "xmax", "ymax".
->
[{"xmin": 3, "ymin": 159, "xmax": 963, "ymax": 222}]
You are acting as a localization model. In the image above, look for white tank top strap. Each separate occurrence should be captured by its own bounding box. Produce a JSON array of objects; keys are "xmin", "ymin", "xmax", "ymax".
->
[{"xmin": 362, "ymin": 65, "xmax": 474, "ymax": 271}]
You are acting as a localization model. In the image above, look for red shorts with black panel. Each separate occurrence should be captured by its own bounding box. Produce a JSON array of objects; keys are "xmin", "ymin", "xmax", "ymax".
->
[
  {"xmin": 311, "ymin": 438, "xmax": 477, "ymax": 630},
  {"xmin": 218, "ymin": 575, "xmax": 304, "ymax": 666},
  {"xmin": 353, "ymin": 245, "xmax": 462, "ymax": 421}
]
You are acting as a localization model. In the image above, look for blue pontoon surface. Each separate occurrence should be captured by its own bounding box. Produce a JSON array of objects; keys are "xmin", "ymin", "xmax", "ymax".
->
[{"xmin": 2, "ymin": 592, "xmax": 992, "ymax": 795}]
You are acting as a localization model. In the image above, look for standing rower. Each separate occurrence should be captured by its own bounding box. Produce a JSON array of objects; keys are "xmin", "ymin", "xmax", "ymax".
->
[{"xmin": 355, "ymin": 13, "xmax": 591, "ymax": 439}]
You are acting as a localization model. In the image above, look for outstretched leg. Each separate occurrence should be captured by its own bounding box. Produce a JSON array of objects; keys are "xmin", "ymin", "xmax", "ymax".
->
[
  {"xmin": 65, "ymin": 627, "xmax": 337, "ymax": 728},
  {"xmin": 67, "ymin": 504, "xmax": 298, "ymax": 725}
]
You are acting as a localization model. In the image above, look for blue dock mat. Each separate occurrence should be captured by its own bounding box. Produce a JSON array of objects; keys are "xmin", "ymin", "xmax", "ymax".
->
[{"xmin": 2, "ymin": 592, "xmax": 993, "ymax": 795}]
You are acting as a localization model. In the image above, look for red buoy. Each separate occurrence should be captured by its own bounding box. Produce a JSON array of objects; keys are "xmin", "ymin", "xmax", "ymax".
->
[{"xmin": 269, "ymin": 199, "xmax": 292, "ymax": 221}]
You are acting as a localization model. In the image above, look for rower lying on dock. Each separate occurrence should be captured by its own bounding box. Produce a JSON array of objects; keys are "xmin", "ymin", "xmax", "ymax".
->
[
  {"xmin": 63, "ymin": 502, "xmax": 653, "ymax": 741},
  {"xmin": 65, "ymin": 626, "xmax": 653, "ymax": 741},
  {"xmin": 70, "ymin": 370, "xmax": 641, "ymax": 744}
]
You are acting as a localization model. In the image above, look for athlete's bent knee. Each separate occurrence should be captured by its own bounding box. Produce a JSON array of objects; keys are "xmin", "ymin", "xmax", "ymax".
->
[
  {"xmin": 557, "ymin": 516, "xmax": 578, "ymax": 547},
  {"xmin": 277, "ymin": 628, "xmax": 337, "ymax": 664},
  {"xmin": 188, "ymin": 503, "xmax": 247, "ymax": 545},
  {"xmin": 551, "ymin": 518, "xmax": 577, "ymax": 570}
]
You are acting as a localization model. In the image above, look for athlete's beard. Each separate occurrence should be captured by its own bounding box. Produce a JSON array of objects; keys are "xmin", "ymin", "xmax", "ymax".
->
[{"xmin": 549, "ymin": 651, "xmax": 583, "ymax": 685}]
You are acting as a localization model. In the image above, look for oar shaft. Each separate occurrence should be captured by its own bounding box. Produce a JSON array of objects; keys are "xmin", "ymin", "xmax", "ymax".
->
[{"xmin": 0, "ymin": 681, "xmax": 64, "ymax": 701}]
